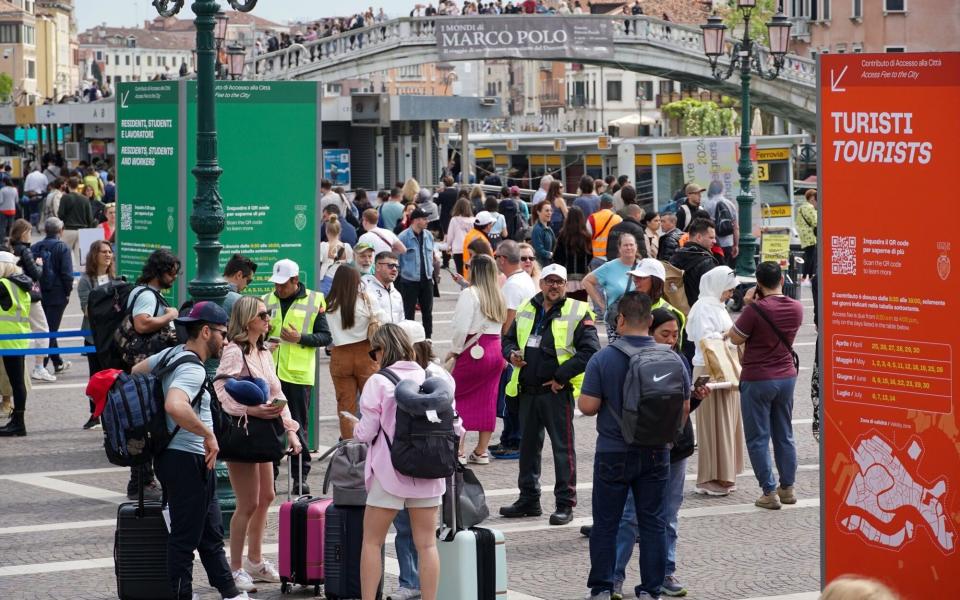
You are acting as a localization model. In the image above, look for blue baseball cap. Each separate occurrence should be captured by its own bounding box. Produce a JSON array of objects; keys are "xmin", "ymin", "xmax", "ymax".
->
[{"xmin": 174, "ymin": 301, "xmax": 228, "ymax": 326}]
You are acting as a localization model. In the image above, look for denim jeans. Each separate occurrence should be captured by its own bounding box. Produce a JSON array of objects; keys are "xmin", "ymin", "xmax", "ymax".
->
[
  {"xmin": 740, "ymin": 377, "xmax": 798, "ymax": 494},
  {"xmin": 587, "ymin": 448, "xmax": 669, "ymax": 597},
  {"xmin": 614, "ymin": 458, "xmax": 687, "ymax": 584},
  {"xmin": 393, "ymin": 510, "xmax": 419, "ymax": 590},
  {"xmin": 497, "ymin": 364, "xmax": 522, "ymax": 448}
]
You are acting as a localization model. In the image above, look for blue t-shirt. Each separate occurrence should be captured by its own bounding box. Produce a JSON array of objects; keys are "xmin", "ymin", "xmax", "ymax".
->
[
  {"xmin": 592, "ymin": 258, "xmax": 638, "ymax": 307},
  {"xmin": 379, "ymin": 201, "xmax": 404, "ymax": 231},
  {"xmin": 573, "ymin": 194, "xmax": 600, "ymax": 217},
  {"xmin": 148, "ymin": 346, "xmax": 212, "ymax": 456},
  {"xmin": 581, "ymin": 336, "xmax": 691, "ymax": 452}
]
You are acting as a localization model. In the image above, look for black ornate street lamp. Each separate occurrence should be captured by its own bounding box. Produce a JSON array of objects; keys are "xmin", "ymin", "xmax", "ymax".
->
[
  {"xmin": 701, "ymin": 1, "xmax": 791, "ymax": 276},
  {"xmin": 151, "ymin": 0, "xmax": 257, "ymax": 303}
]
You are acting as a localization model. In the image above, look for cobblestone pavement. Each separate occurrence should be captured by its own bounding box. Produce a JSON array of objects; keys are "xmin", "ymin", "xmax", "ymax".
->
[{"xmin": 0, "ymin": 278, "xmax": 823, "ymax": 600}]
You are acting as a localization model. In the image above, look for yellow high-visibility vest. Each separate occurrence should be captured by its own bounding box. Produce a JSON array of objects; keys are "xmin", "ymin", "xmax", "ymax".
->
[
  {"xmin": 262, "ymin": 288, "xmax": 326, "ymax": 386},
  {"xmin": 0, "ymin": 279, "xmax": 30, "ymax": 350}
]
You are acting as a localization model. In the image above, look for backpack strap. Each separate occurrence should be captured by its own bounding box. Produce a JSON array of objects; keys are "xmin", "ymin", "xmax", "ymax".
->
[{"xmin": 156, "ymin": 349, "xmax": 207, "ymax": 440}]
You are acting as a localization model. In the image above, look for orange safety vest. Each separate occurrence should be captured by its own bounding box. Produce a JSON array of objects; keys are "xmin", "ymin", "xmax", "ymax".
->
[
  {"xmin": 590, "ymin": 209, "xmax": 621, "ymax": 258},
  {"xmin": 462, "ymin": 228, "xmax": 488, "ymax": 277}
]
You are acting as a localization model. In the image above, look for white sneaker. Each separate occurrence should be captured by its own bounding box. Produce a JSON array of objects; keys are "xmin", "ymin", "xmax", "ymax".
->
[
  {"xmin": 243, "ymin": 557, "xmax": 280, "ymax": 583},
  {"xmin": 54, "ymin": 360, "xmax": 72, "ymax": 374},
  {"xmin": 31, "ymin": 366, "xmax": 56, "ymax": 382},
  {"xmin": 388, "ymin": 588, "xmax": 422, "ymax": 600},
  {"xmin": 232, "ymin": 568, "xmax": 257, "ymax": 592},
  {"xmin": 225, "ymin": 594, "xmax": 259, "ymax": 600}
]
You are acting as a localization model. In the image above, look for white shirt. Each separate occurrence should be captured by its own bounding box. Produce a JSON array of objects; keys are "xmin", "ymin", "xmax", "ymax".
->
[
  {"xmin": 358, "ymin": 227, "xmax": 401, "ymax": 256},
  {"xmin": 532, "ymin": 188, "xmax": 548, "ymax": 205},
  {"xmin": 320, "ymin": 191, "xmax": 349, "ymax": 215},
  {"xmin": 362, "ymin": 274, "xmax": 405, "ymax": 324},
  {"xmin": 501, "ymin": 269, "xmax": 536, "ymax": 311},
  {"xmin": 450, "ymin": 287, "xmax": 502, "ymax": 353},
  {"xmin": 327, "ymin": 291, "xmax": 388, "ymax": 346},
  {"xmin": 24, "ymin": 171, "xmax": 48, "ymax": 195}
]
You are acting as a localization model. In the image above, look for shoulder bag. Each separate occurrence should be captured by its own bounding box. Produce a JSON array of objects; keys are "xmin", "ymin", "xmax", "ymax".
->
[
  {"xmin": 211, "ymin": 350, "xmax": 287, "ymax": 463},
  {"xmin": 750, "ymin": 301, "xmax": 801, "ymax": 373}
]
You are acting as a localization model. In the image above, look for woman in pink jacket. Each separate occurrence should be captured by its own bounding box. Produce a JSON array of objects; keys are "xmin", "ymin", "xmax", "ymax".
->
[
  {"xmin": 352, "ymin": 323, "xmax": 462, "ymax": 600},
  {"xmin": 214, "ymin": 296, "xmax": 302, "ymax": 593}
]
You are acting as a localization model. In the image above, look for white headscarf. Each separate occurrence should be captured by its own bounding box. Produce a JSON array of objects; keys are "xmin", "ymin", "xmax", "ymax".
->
[{"xmin": 685, "ymin": 266, "xmax": 738, "ymax": 364}]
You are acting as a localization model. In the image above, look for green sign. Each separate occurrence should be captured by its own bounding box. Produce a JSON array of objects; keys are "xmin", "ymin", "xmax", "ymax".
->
[
  {"xmin": 115, "ymin": 82, "xmax": 182, "ymax": 303},
  {"xmin": 184, "ymin": 81, "xmax": 321, "ymax": 297}
]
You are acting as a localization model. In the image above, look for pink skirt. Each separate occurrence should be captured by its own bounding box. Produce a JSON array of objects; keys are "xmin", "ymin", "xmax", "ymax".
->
[{"xmin": 451, "ymin": 334, "xmax": 505, "ymax": 432}]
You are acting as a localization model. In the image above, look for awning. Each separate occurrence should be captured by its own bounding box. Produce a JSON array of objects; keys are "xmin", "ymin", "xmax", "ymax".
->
[
  {"xmin": 608, "ymin": 113, "xmax": 657, "ymax": 127},
  {"xmin": 0, "ymin": 133, "xmax": 20, "ymax": 146}
]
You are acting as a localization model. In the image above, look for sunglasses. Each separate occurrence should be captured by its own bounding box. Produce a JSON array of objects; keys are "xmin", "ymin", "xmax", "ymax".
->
[
  {"xmin": 542, "ymin": 278, "xmax": 565, "ymax": 287},
  {"xmin": 377, "ymin": 262, "xmax": 399, "ymax": 269},
  {"xmin": 520, "ymin": 256, "xmax": 535, "ymax": 262},
  {"xmin": 210, "ymin": 327, "xmax": 228, "ymax": 337},
  {"xmin": 368, "ymin": 347, "xmax": 381, "ymax": 361},
  {"xmin": 257, "ymin": 310, "xmax": 272, "ymax": 321}
]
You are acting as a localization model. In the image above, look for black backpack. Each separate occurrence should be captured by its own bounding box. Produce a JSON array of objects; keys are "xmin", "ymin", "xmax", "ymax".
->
[
  {"xmin": 378, "ymin": 368, "xmax": 458, "ymax": 479},
  {"xmin": 87, "ymin": 278, "xmax": 135, "ymax": 370},
  {"xmin": 610, "ymin": 340, "xmax": 687, "ymax": 446},
  {"xmin": 714, "ymin": 199, "xmax": 735, "ymax": 237}
]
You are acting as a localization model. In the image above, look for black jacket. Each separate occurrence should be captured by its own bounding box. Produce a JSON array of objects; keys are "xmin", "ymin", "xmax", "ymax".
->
[
  {"xmin": 57, "ymin": 192, "xmax": 96, "ymax": 229},
  {"xmin": 606, "ymin": 217, "xmax": 647, "ymax": 260},
  {"xmin": 277, "ymin": 282, "xmax": 332, "ymax": 348},
  {"xmin": 657, "ymin": 228, "xmax": 683, "ymax": 262},
  {"xmin": 437, "ymin": 188, "xmax": 459, "ymax": 234},
  {"xmin": 670, "ymin": 243, "xmax": 721, "ymax": 307},
  {"xmin": 502, "ymin": 293, "xmax": 601, "ymax": 391},
  {"xmin": 11, "ymin": 240, "xmax": 42, "ymax": 283},
  {"xmin": 0, "ymin": 274, "xmax": 36, "ymax": 310}
]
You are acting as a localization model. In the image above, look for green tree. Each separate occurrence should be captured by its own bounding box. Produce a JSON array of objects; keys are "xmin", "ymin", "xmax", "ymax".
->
[
  {"xmin": 718, "ymin": 0, "xmax": 779, "ymax": 46},
  {"xmin": 662, "ymin": 98, "xmax": 739, "ymax": 137},
  {"xmin": 0, "ymin": 73, "xmax": 12, "ymax": 103}
]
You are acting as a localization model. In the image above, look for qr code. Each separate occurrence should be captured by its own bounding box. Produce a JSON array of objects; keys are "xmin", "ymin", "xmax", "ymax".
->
[
  {"xmin": 831, "ymin": 236, "xmax": 857, "ymax": 275},
  {"xmin": 120, "ymin": 204, "xmax": 133, "ymax": 231}
]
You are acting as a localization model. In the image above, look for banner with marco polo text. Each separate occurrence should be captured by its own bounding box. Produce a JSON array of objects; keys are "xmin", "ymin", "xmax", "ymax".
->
[{"xmin": 436, "ymin": 16, "xmax": 613, "ymax": 61}]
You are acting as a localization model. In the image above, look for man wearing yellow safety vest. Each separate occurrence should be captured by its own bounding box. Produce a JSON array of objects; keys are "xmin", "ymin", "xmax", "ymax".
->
[
  {"xmin": 586, "ymin": 195, "xmax": 622, "ymax": 269},
  {"xmin": 499, "ymin": 263, "xmax": 600, "ymax": 526},
  {"xmin": 263, "ymin": 259, "xmax": 332, "ymax": 494}
]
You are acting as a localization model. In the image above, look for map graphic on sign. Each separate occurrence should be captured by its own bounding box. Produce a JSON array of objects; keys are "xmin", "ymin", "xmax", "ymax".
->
[{"xmin": 838, "ymin": 433, "xmax": 955, "ymax": 553}]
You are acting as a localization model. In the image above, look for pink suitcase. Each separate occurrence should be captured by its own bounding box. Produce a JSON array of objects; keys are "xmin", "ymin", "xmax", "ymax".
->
[{"xmin": 279, "ymin": 454, "xmax": 333, "ymax": 595}]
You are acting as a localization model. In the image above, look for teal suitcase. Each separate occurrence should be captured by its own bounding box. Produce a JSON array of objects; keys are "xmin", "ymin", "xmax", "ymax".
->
[{"xmin": 437, "ymin": 467, "xmax": 507, "ymax": 599}]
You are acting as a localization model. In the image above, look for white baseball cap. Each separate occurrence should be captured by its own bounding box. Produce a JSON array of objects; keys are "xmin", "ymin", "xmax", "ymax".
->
[
  {"xmin": 398, "ymin": 319, "xmax": 427, "ymax": 344},
  {"xmin": 269, "ymin": 259, "xmax": 300, "ymax": 284},
  {"xmin": 474, "ymin": 211, "xmax": 496, "ymax": 226},
  {"xmin": 0, "ymin": 251, "xmax": 17, "ymax": 264},
  {"xmin": 540, "ymin": 263, "xmax": 568, "ymax": 281},
  {"xmin": 627, "ymin": 258, "xmax": 666, "ymax": 282}
]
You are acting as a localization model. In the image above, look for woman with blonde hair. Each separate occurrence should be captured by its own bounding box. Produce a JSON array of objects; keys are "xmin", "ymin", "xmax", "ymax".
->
[
  {"xmin": 319, "ymin": 215, "xmax": 353, "ymax": 295},
  {"xmin": 8, "ymin": 219, "xmax": 54, "ymax": 386},
  {"xmin": 820, "ymin": 577, "xmax": 898, "ymax": 600},
  {"xmin": 401, "ymin": 178, "xmax": 421, "ymax": 204},
  {"xmin": 518, "ymin": 242, "xmax": 541, "ymax": 287},
  {"xmin": 446, "ymin": 254, "xmax": 506, "ymax": 464},
  {"xmin": 214, "ymin": 295, "xmax": 301, "ymax": 591},
  {"xmin": 325, "ymin": 265, "xmax": 386, "ymax": 439},
  {"xmin": 686, "ymin": 265, "xmax": 745, "ymax": 496}
]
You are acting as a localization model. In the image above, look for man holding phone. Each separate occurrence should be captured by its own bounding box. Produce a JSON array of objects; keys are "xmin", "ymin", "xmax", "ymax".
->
[{"xmin": 262, "ymin": 259, "xmax": 332, "ymax": 494}]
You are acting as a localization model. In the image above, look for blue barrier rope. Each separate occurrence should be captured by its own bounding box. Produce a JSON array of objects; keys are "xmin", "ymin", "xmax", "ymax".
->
[
  {"xmin": 0, "ymin": 345, "xmax": 96, "ymax": 356},
  {"xmin": 0, "ymin": 330, "xmax": 92, "ymax": 340}
]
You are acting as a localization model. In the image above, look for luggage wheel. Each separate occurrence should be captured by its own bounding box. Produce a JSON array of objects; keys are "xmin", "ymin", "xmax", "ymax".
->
[{"xmin": 280, "ymin": 582, "xmax": 288, "ymax": 594}]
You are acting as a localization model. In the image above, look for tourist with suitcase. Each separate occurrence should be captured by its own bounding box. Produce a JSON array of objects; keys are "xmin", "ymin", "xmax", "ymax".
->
[{"xmin": 350, "ymin": 323, "xmax": 461, "ymax": 600}]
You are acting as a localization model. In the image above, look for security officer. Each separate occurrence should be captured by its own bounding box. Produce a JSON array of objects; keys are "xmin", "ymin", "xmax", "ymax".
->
[
  {"xmin": 500, "ymin": 263, "xmax": 600, "ymax": 525},
  {"xmin": 0, "ymin": 252, "xmax": 32, "ymax": 437},
  {"xmin": 262, "ymin": 259, "xmax": 332, "ymax": 494}
]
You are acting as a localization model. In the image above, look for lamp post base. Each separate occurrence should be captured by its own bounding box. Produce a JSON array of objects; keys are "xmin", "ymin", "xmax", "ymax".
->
[{"xmin": 735, "ymin": 192, "xmax": 758, "ymax": 277}]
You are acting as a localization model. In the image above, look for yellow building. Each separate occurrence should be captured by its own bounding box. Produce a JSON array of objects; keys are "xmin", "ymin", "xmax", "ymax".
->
[
  {"xmin": 35, "ymin": 0, "xmax": 77, "ymax": 101},
  {"xmin": 0, "ymin": 0, "xmax": 38, "ymax": 104}
]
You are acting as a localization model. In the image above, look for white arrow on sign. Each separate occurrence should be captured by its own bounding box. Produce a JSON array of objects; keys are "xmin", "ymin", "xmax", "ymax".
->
[
  {"xmin": 120, "ymin": 90, "xmax": 130, "ymax": 109},
  {"xmin": 830, "ymin": 66, "xmax": 848, "ymax": 92}
]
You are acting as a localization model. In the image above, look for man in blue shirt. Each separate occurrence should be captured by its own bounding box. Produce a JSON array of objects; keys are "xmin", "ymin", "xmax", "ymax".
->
[
  {"xmin": 132, "ymin": 302, "xmax": 248, "ymax": 600},
  {"xmin": 572, "ymin": 175, "xmax": 601, "ymax": 218},
  {"xmin": 578, "ymin": 292, "xmax": 690, "ymax": 600},
  {"xmin": 396, "ymin": 207, "xmax": 436, "ymax": 338}
]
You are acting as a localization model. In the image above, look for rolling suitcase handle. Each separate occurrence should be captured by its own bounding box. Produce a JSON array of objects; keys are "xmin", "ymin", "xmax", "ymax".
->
[{"xmin": 287, "ymin": 451, "xmax": 304, "ymax": 501}]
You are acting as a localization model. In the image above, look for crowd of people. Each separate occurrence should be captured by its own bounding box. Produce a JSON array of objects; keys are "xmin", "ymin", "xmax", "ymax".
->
[{"xmin": 0, "ymin": 158, "xmax": 818, "ymax": 600}]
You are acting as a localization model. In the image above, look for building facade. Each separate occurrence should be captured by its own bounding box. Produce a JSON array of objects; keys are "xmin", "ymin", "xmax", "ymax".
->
[
  {"xmin": 0, "ymin": 0, "xmax": 37, "ymax": 103},
  {"xmin": 565, "ymin": 63, "xmax": 662, "ymax": 135},
  {"xmin": 35, "ymin": 0, "xmax": 77, "ymax": 101},
  {"xmin": 78, "ymin": 26, "xmax": 193, "ymax": 86}
]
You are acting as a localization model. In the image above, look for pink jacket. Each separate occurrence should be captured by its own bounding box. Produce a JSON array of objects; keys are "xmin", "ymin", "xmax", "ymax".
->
[
  {"xmin": 213, "ymin": 342, "xmax": 298, "ymax": 433},
  {"xmin": 354, "ymin": 361, "xmax": 461, "ymax": 499}
]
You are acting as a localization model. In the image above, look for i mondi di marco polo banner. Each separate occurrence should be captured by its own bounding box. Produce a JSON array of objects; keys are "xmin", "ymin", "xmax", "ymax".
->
[{"xmin": 436, "ymin": 16, "xmax": 613, "ymax": 61}]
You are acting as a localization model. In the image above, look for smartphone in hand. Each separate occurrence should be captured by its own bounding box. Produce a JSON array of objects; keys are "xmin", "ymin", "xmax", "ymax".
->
[
  {"xmin": 694, "ymin": 375, "xmax": 711, "ymax": 388},
  {"xmin": 270, "ymin": 398, "xmax": 288, "ymax": 410}
]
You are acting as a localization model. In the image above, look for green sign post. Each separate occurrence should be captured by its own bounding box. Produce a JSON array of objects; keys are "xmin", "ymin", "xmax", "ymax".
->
[{"xmin": 116, "ymin": 80, "xmax": 326, "ymax": 450}]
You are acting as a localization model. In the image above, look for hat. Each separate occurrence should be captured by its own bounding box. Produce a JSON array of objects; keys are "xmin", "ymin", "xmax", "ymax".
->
[
  {"xmin": 627, "ymin": 258, "xmax": 666, "ymax": 282},
  {"xmin": 224, "ymin": 377, "xmax": 270, "ymax": 406},
  {"xmin": 684, "ymin": 183, "xmax": 706, "ymax": 195},
  {"xmin": 474, "ymin": 211, "xmax": 496, "ymax": 226},
  {"xmin": 398, "ymin": 319, "xmax": 426, "ymax": 344},
  {"xmin": 87, "ymin": 368, "xmax": 123, "ymax": 418},
  {"xmin": 509, "ymin": 185, "xmax": 520, "ymax": 196},
  {"xmin": 269, "ymin": 258, "xmax": 300, "ymax": 284},
  {"xmin": 174, "ymin": 300, "xmax": 228, "ymax": 326},
  {"xmin": 354, "ymin": 241, "xmax": 375, "ymax": 254},
  {"xmin": 540, "ymin": 263, "xmax": 568, "ymax": 281},
  {"xmin": 0, "ymin": 251, "xmax": 17, "ymax": 264},
  {"xmin": 409, "ymin": 207, "xmax": 429, "ymax": 220}
]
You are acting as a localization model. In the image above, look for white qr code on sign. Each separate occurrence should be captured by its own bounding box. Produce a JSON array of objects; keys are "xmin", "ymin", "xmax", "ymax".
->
[{"xmin": 831, "ymin": 236, "xmax": 857, "ymax": 275}]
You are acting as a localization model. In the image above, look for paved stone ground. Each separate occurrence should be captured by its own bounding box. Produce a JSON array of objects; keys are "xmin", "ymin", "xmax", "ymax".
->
[{"xmin": 0, "ymin": 276, "xmax": 823, "ymax": 600}]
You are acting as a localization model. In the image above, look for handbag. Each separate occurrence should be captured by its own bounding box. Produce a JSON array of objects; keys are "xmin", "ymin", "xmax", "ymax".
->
[
  {"xmin": 455, "ymin": 463, "xmax": 490, "ymax": 528},
  {"xmin": 700, "ymin": 337, "xmax": 742, "ymax": 386},
  {"xmin": 212, "ymin": 351, "xmax": 286, "ymax": 463},
  {"xmin": 445, "ymin": 332, "xmax": 483, "ymax": 372},
  {"xmin": 750, "ymin": 301, "xmax": 801, "ymax": 373}
]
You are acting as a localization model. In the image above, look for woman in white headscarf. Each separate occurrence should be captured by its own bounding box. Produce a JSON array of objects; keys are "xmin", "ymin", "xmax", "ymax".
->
[{"xmin": 685, "ymin": 266, "xmax": 744, "ymax": 496}]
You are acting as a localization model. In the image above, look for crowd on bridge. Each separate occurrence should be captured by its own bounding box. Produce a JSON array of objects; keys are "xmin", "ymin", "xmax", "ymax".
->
[{"xmin": 0, "ymin": 152, "xmax": 836, "ymax": 600}]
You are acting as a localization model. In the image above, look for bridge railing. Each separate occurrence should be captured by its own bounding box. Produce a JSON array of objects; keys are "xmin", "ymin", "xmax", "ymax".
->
[{"xmin": 245, "ymin": 15, "xmax": 815, "ymax": 89}]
